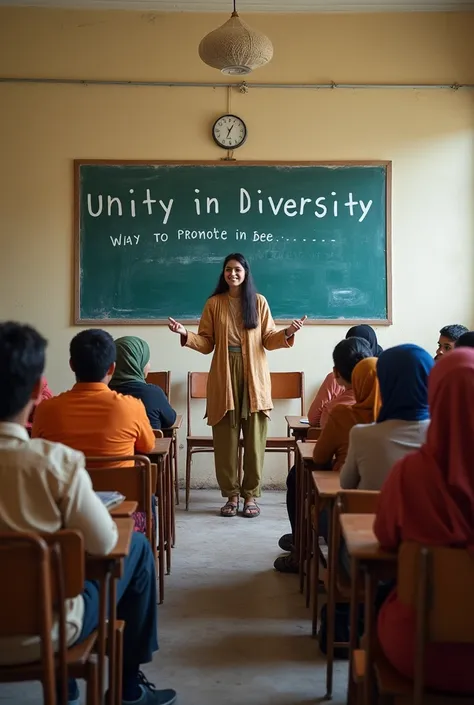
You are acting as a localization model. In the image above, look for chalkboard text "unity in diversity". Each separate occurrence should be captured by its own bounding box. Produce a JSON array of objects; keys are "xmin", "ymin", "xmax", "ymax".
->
[{"xmin": 86, "ymin": 188, "xmax": 374, "ymax": 225}]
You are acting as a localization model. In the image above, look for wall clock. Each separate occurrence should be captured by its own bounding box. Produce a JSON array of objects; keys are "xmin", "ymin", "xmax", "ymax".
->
[{"xmin": 212, "ymin": 114, "xmax": 247, "ymax": 150}]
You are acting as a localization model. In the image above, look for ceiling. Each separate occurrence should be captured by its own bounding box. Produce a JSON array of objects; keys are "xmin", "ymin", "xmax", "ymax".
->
[{"xmin": 3, "ymin": 0, "xmax": 474, "ymax": 11}]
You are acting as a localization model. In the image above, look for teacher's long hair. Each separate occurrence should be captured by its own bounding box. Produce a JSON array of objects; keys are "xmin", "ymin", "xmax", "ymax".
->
[{"xmin": 210, "ymin": 253, "xmax": 258, "ymax": 329}]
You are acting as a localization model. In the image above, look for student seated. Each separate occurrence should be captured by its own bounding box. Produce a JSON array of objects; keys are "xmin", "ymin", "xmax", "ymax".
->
[
  {"xmin": 274, "ymin": 336, "xmax": 372, "ymax": 573},
  {"xmin": 308, "ymin": 324, "xmax": 383, "ymax": 427},
  {"xmin": 26, "ymin": 376, "xmax": 53, "ymax": 431},
  {"xmin": 434, "ymin": 323, "xmax": 468, "ymax": 360},
  {"xmin": 312, "ymin": 356, "xmax": 380, "ymax": 473},
  {"xmin": 32, "ymin": 329, "xmax": 156, "ymax": 535},
  {"xmin": 340, "ymin": 344, "xmax": 433, "ymax": 491},
  {"xmin": 455, "ymin": 330, "xmax": 474, "ymax": 348},
  {"xmin": 109, "ymin": 336, "xmax": 176, "ymax": 430},
  {"xmin": 374, "ymin": 348, "xmax": 474, "ymax": 694},
  {"xmin": 0, "ymin": 322, "xmax": 176, "ymax": 705}
]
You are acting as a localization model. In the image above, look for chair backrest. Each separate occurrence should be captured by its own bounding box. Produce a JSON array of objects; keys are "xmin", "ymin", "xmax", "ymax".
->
[
  {"xmin": 270, "ymin": 372, "xmax": 305, "ymax": 414},
  {"xmin": 0, "ymin": 530, "xmax": 84, "ymax": 704},
  {"xmin": 397, "ymin": 542, "xmax": 474, "ymax": 702},
  {"xmin": 147, "ymin": 371, "xmax": 171, "ymax": 401},
  {"xmin": 398, "ymin": 542, "xmax": 474, "ymax": 644},
  {"xmin": 85, "ymin": 455, "xmax": 153, "ymax": 543},
  {"xmin": 187, "ymin": 372, "xmax": 209, "ymax": 436},
  {"xmin": 307, "ymin": 426, "xmax": 322, "ymax": 441},
  {"xmin": 152, "ymin": 429, "xmax": 164, "ymax": 439}
]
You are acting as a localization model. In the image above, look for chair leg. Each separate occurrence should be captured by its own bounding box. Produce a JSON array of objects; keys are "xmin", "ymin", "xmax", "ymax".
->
[
  {"xmin": 311, "ymin": 527, "xmax": 319, "ymax": 637},
  {"xmin": 173, "ymin": 436, "xmax": 180, "ymax": 507},
  {"xmin": 115, "ymin": 625, "xmax": 123, "ymax": 705},
  {"xmin": 185, "ymin": 446, "xmax": 192, "ymax": 511},
  {"xmin": 86, "ymin": 655, "xmax": 100, "ymax": 705}
]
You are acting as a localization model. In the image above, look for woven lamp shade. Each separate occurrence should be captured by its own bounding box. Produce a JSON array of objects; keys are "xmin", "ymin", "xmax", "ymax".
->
[{"xmin": 198, "ymin": 11, "xmax": 273, "ymax": 76}]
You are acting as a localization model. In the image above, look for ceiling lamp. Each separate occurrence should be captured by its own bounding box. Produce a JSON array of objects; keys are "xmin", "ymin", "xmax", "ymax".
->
[{"xmin": 198, "ymin": 0, "xmax": 274, "ymax": 76}]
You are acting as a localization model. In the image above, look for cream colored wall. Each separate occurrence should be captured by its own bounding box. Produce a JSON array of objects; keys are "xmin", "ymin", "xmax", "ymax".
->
[{"xmin": 1, "ymin": 7, "xmax": 474, "ymax": 488}]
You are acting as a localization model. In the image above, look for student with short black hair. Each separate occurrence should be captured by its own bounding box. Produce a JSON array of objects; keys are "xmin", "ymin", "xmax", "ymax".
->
[
  {"xmin": 307, "ymin": 325, "xmax": 383, "ymax": 427},
  {"xmin": 0, "ymin": 322, "xmax": 176, "ymax": 705},
  {"xmin": 455, "ymin": 331, "xmax": 474, "ymax": 349},
  {"xmin": 32, "ymin": 329, "xmax": 155, "ymax": 462},
  {"xmin": 435, "ymin": 324, "xmax": 469, "ymax": 360},
  {"xmin": 275, "ymin": 336, "xmax": 373, "ymax": 573}
]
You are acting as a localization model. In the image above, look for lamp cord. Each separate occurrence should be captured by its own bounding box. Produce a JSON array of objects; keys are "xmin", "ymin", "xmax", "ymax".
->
[{"xmin": 233, "ymin": 0, "xmax": 236, "ymax": 12}]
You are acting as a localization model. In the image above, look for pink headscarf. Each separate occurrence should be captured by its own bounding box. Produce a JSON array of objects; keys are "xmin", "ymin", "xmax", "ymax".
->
[{"xmin": 374, "ymin": 348, "xmax": 474, "ymax": 552}]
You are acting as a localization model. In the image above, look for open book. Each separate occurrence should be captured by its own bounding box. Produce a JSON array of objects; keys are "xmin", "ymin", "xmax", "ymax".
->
[{"xmin": 95, "ymin": 491, "xmax": 126, "ymax": 510}]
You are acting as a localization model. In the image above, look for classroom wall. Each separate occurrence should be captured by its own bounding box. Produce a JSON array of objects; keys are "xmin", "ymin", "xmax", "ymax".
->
[{"xmin": 1, "ymin": 7, "xmax": 474, "ymax": 488}]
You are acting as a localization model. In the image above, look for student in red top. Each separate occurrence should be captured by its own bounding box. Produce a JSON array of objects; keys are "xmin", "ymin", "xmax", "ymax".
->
[
  {"xmin": 26, "ymin": 376, "xmax": 53, "ymax": 431},
  {"xmin": 374, "ymin": 347, "xmax": 474, "ymax": 694}
]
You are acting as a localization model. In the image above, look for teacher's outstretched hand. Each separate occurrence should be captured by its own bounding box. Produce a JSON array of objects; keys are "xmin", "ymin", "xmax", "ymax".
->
[
  {"xmin": 168, "ymin": 317, "xmax": 187, "ymax": 336},
  {"xmin": 285, "ymin": 315, "xmax": 307, "ymax": 338}
]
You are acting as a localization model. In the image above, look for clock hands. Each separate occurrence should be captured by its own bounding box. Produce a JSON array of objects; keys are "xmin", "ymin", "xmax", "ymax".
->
[{"xmin": 226, "ymin": 125, "xmax": 234, "ymax": 137}]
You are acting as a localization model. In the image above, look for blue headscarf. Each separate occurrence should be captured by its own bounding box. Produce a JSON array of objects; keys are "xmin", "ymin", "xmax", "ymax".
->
[{"xmin": 377, "ymin": 344, "xmax": 433, "ymax": 423}]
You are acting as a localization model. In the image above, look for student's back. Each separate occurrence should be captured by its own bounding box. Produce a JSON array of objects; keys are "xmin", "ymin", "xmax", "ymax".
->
[
  {"xmin": 109, "ymin": 336, "xmax": 176, "ymax": 430},
  {"xmin": 32, "ymin": 329, "xmax": 155, "ymax": 463},
  {"xmin": 32, "ymin": 383, "xmax": 155, "ymax": 460},
  {"xmin": 374, "ymin": 349, "xmax": 474, "ymax": 694},
  {"xmin": 341, "ymin": 345, "xmax": 433, "ymax": 490}
]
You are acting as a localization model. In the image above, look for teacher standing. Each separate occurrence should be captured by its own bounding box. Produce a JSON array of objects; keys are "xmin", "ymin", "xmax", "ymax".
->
[{"xmin": 169, "ymin": 253, "xmax": 306, "ymax": 518}]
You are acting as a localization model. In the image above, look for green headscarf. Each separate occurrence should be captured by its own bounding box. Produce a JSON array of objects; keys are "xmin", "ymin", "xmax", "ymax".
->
[{"xmin": 111, "ymin": 336, "xmax": 150, "ymax": 385}]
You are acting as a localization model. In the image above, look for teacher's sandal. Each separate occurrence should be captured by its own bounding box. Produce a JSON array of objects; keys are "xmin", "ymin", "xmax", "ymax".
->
[
  {"xmin": 220, "ymin": 500, "xmax": 239, "ymax": 517},
  {"xmin": 242, "ymin": 501, "xmax": 260, "ymax": 518}
]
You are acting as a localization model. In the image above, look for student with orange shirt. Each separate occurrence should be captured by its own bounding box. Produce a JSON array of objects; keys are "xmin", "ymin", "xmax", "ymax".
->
[
  {"xmin": 32, "ymin": 330, "xmax": 156, "ymax": 535},
  {"xmin": 32, "ymin": 329, "xmax": 155, "ymax": 460}
]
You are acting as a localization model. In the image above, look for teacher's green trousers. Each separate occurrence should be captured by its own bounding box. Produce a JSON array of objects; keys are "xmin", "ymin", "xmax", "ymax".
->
[{"xmin": 212, "ymin": 350, "xmax": 268, "ymax": 499}]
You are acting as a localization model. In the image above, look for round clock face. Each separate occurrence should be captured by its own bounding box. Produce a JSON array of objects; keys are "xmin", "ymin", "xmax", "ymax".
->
[{"xmin": 212, "ymin": 114, "xmax": 247, "ymax": 150}]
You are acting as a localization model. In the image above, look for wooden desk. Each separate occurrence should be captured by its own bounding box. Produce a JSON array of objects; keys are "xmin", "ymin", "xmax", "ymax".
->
[
  {"xmin": 295, "ymin": 441, "xmax": 317, "ymax": 600},
  {"xmin": 341, "ymin": 514, "xmax": 396, "ymax": 705},
  {"xmin": 310, "ymin": 471, "xmax": 341, "ymax": 633},
  {"xmin": 285, "ymin": 415, "xmax": 310, "ymax": 443},
  {"xmin": 147, "ymin": 438, "xmax": 173, "ymax": 574},
  {"xmin": 87, "ymin": 517, "xmax": 134, "ymax": 705},
  {"xmin": 162, "ymin": 414, "xmax": 182, "ymax": 506},
  {"xmin": 110, "ymin": 500, "xmax": 138, "ymax": 518}
]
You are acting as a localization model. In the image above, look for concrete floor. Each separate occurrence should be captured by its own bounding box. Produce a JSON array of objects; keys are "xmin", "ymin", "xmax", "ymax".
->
[{"xmin": 0, "ymin": 490, "xmax": 348, "ymax": 705}]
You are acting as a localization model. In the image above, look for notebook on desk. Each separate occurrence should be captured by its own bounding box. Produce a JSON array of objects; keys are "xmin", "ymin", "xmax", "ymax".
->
[{"xmin": 96, "ymin": 491, "xmax": 125, "ymax": 510}]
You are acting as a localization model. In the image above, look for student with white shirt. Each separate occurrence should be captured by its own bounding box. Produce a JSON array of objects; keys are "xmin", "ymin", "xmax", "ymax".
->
[
  {"xmin": 341, "ymin": 343, "xmax": 433, "ymax": 491},
  {"xmin": 0, "ymin": 322, "xmax": 176, "ymax": 705}
]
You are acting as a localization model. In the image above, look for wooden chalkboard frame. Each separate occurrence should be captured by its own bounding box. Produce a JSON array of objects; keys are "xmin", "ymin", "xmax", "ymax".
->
[{"xmin": 74, "ymin": 159, "xmax": 392, "ymax": 326}]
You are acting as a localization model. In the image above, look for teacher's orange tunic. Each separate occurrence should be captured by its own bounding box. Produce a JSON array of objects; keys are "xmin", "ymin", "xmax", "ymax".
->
[{"xmin": 185, "ymin": 293, "xmax": 293, "ymax": 427}]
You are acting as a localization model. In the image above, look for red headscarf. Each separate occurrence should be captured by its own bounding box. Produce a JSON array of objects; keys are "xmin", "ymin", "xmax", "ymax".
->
[{"xmin": 374, "ymin": 348, "xmax": 474, "ymax": 552}]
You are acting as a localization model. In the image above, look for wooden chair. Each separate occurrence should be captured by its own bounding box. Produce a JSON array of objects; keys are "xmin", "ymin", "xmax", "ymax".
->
[
  {"xmin": 323, "ymin": 490, "xmax": 380, "ymax": 700},
  {"xmin": 146, "ymin": 370, "xmax": 179, "ymax": 504},
  {"xmin": 0, "ymin": 531, "xmax": 99, "ymax": 705},
  {"xmin": 237, "ymin": 371, "xmax": 305, "ymax": 482},
  {"xmin": 146, "ymin": 370, "xmax": 171, "ymax": 400},
  {"xmin": 185, "ymin": 372, "xmax": 213, "ymax": 510},
  {"xmin": 147, "ymin": 370, "xmax": 180, "ymax": 507},
  {"xmin": 85, "ymin": 455, "xmax": 165, "ymax": 604},
  {"xmin": 373, "ymin": 542, "xmax": 474, "ymax": 705},
  {"xmin": 266, "ymin": 372, "xmax": 305, "ymax": 470}
]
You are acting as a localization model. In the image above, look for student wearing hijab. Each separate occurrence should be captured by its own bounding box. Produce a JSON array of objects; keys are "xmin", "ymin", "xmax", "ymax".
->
[
  {"xmin": 374, "ymin": 348, "xmax": 474, "ymax": 694},
  {"xmin": 110, "ymin": 336, "xmax": 176, "ymax": 430},
  {"xmin": 341, "ymin": 344, "xmax": 433, "ymax": 490},
  {"xmin": 308, "ymin": 325, "xmax": 382, "ymax": 427},
  {"xmin": 312, "ymin": 357, "xmax": 381, "ymax": 472}
]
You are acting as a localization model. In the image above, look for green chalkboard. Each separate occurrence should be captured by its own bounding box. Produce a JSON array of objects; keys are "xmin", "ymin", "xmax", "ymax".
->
[{"xmin": 75, "ymin": 160, "xmax": 391, "ymax": 324}]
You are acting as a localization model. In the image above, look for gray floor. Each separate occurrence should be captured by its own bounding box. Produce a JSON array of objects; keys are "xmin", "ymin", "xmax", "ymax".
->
[{"xmin": 0, "ymin": 490, "xmax": 348, "ymax": 704}]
